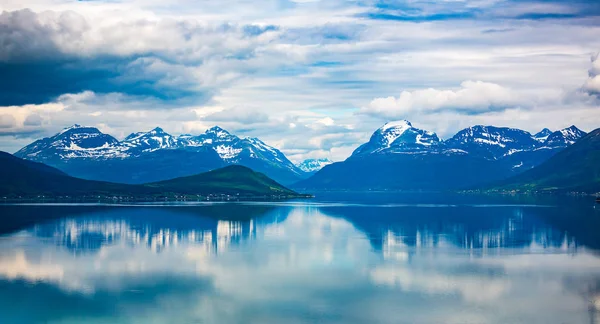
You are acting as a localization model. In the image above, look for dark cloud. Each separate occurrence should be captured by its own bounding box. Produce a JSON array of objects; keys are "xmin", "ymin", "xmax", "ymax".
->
[
  {"xmin": 360, "ymin": 11, "xmax": 477, "ymax": 22},
  {"xmin": 481, "ymin": 28, "xmax": 515, "ymax": 34},
  {"xmin": 0, "ymin": 9, "xmax": 253, "ymax": 106},
  {"xmin": 0, "ymin": 128, "xmax": 46, "ymax": 138},
  {"xmin": 359, "ymin": 0, "xmax": 600, "ymax": 22},
  {"xmin": 0, "ymin": 56, "xmax": 211, "ymax": 106},
  {"xmin": 0, "ymin": 9, "xmax": 71, "ymax": 63}
]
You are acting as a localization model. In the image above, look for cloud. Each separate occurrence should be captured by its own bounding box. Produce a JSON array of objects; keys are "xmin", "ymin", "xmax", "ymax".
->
[
  {"xmin": 0, "ymin": 114, "xmax": 16, "ymax": 128},
  {"xmin": 584, "ymin": 52, "xmax": 600, "ymax": 94},
  {"xmin": 360, "ymin": 81, "xmax": 524, "ymax": 118},
  {"xmin": 23, "ymin": 113, "xmax": 43, "ymax": 126},
  {"xmin": 203, "ymin": 106, "xmax": 270, "ymax": 124},
  {"xmin": 0, "ymin": 9, "xmax": 272, "ymax": 106}
]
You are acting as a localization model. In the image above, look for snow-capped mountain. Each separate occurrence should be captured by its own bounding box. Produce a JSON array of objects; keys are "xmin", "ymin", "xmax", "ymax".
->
[
  {"xmin": 296, "ymin": 120, "xmax": 589, "ymax": 191},
  {"xmin": 352, "ymin": 120, "xmax": 441, "ymax": 156},
  {"xmin": 542, "ymin": 126, "xmax": 587, "ymax": 148},
  {"xmin": 15, "ymin": 125, "xmax": 307, "ymax": 185},
  {"xmin": 177, "ymin": 126, "xmax": 303, "ymax": 179},
  {"xmin": 296, "ymin": 158, "xmax": 333, "ymax": 173},
  {"xmin": 15, "ymin": 124, "xmax": 127, "ymax": 161},
  {"xmin": 349, "ymin": 121, "xmax": 587, "ymax": 161},
  {"xmin": 533, "ymin": 128, "xmax": 553, "ymax": 142}
]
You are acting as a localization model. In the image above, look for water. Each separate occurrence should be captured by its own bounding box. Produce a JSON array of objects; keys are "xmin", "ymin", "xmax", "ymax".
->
[{"xmin": 1, "ymin": 194, "xmax": 600, "ymax": 324}]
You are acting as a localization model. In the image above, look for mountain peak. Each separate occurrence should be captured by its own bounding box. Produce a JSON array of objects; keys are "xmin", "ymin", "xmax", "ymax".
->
[
  {"xmin": 535, "ymin": 128, "xmax": 552, "ymax": 136},
  {"xmin": 533, "ymin": 128, "xmax": 553, "ymax": 142},
  {"xmin": 207, "ymin": 125, "xmax": 227, "ymax": 132},
  {"xmin": 58, "ymin": 124, "xmax": 94, "ymax": 135},
  {"xmin": 380, "ymin": 120, "xmax": 412, "ymax": 131},
  {"xmin": 125, "ymin": 127, "xmax": 171, "ymax": 141},
  {"xmin": 564, "ymin": 125, "xmax": 581, "ymax": 132},
  {"xmin": 150, "ymin": 127, "xmax": 165, "ymax": 133},
  {"xmin": 352, "ymin": 120, "xmax": 439, "ymax": 156},
  {"xmin": 122, "ymin": 126, "xmax": 176, "ymax": 152},
  {"xmin": 205, "ymin": 126, "xmax": 232, "ymax": 138}
]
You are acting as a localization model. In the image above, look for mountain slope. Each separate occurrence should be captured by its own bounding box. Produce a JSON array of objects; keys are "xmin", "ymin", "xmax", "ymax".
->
[
  {"xmin": 0, "ymin": 151, "xmax": 138, "ymax": 196},
  {"xmin": 0, "ymin": 152, "xmax": 302, "ymax": 198},
  {"xmin": 490, "ymin": 128, "xmax": 600, "ymax": 193},
  {"xmin": 294, "ymin": 153, "xmax": 513, "ymax": 191},
  {"xmin": 60, "ymin": 148, "xmax": 226, "ymax": 184},
  {"xmin": 15, "ymin": 125, "xmax": 307, "ymax": 185}
]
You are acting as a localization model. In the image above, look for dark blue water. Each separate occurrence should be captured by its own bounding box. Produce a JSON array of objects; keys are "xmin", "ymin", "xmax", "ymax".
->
[{"xmin": 1, "ymin": 194, "xmax": 600, "ymax": 324}]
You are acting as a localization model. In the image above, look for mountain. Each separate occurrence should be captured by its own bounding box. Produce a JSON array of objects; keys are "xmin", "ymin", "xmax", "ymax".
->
[
  {"xmin": 489, "ymin": 128, "xmax": 600, "ymax": 193},
  {"xmin": 14, "ymin": 124, "xmax": 126, "ymax": 162},
  {"xmin": 0, "ymin": 152, "xmax": 303, "ymax": 198},
  {"xmin": 296, "ymin": 158, "xmax": 333, "ymax": 173},
  {"xmin": 15, "ymin": 125, "xmax": 307, "ymax": 185},
  {"xmin": 294, "ymin": 121, "xmax": 587, "ymax": 191}
]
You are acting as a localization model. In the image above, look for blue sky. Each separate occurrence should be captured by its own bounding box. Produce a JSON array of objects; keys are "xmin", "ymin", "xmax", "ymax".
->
[{"xmin": 0, "ymin": 0, "xmax": 599, "ymax": 161}]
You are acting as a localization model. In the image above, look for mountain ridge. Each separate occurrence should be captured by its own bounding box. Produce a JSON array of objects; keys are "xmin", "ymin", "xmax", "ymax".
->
[
  {"xmin": 15, "ymin": 125, "xmax": 307, "ymax": 185},
  {"xmin": 294, "ymin": 120, "xmax": 588, "ymax": 191}
]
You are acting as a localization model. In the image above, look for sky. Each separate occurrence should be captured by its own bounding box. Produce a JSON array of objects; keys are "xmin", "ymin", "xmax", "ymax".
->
[{"xmin": 0, "ymin": 0, "xmax": 599, "ymax": 162}]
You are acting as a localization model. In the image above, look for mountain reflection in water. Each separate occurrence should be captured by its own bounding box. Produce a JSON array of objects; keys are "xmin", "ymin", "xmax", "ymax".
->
[{"xmin": 1, "ymin": 198, "xmax": 600, "ymax": 324}]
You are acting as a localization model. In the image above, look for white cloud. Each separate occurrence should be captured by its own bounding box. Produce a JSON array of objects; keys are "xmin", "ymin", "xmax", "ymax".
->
[
  {"xmin": 316, "ymin": 117, "xmax": 335, "ymax": 126},
  {"xmin": 361, "ymin": 80, "xmax": 524, "ymax": 118}
]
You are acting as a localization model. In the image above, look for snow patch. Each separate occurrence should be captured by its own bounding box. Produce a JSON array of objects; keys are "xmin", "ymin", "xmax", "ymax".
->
[{"xmin": 215, "ymin": 145, "xmax": 242, "ymax": 160}]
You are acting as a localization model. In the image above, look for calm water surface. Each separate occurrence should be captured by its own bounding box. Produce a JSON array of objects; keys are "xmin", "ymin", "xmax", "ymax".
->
[{"xmin": 1, "ymin": 193, "xmax": 600, "ymax": 324}]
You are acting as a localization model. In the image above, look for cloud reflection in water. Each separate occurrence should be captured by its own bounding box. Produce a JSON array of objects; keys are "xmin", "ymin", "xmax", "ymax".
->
[{"xmin": 0, "ymin": 203, "xmax": 599, "ymax": 324}]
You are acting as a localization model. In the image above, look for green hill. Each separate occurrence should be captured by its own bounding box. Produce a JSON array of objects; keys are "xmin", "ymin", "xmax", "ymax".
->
[
  {"xmin": 0, "ymin": 152, "xmax": 303, "ymax": 199},
  {"xmin": 489, "ymin": 128, "xmax": 600, "ymax": 193},
  {"xmin": 147, "ymin": 165, "xmax": 298, "ymax": 196}
]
